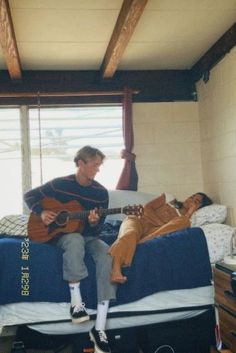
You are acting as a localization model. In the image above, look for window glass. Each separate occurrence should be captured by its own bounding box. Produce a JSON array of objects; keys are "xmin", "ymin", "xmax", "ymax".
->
[
  {"xmin": 29, "ymin": 106, "xmax": 124, "ymax": 189},
  {"xmin": 0, "ymin": 109, "xmax": 22, "ymax": 217}
]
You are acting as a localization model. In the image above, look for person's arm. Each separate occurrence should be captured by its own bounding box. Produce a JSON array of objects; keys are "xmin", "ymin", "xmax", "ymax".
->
[
  {"xmin": 24, "ymin": 185, "xmax": 46, "ymax": 215},
  {"xmin": 24, "ymin": 180, "xmax": 58, "ymax": 225},
  {"xmin": 184, "ymin": 202, "xmax": 200, "ymax": 218},
  {"xmin": 139, "ymin": 215, "xmax": 190, "ymax": 244},
  {"xmin": 24, "ymin": 178, "xmax": 60, "ymax": 214}
]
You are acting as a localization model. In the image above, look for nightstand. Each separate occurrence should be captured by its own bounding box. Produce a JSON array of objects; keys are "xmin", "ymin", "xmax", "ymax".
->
[{"xmin": 213, "ymin": 262, "xmax": 236, "ymax": 353}]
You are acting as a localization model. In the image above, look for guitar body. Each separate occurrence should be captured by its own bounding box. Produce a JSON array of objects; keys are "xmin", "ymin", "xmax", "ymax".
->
[
  {"xmin": 27, "ymin": 197, "xmax": 143, "ymax": 243},
  {"xmin": 28, "ymin": 198, "xmax": 84, "ymax": 243}
]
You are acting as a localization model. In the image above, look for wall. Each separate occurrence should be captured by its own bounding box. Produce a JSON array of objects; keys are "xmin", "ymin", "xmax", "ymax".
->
[
  {"xmin": 196, "ymin": 47, "xmax": 236, "ymax": 224},
  {"xmin": 133, "ymin": 101, "xmax": 203, "ymax": 200}
]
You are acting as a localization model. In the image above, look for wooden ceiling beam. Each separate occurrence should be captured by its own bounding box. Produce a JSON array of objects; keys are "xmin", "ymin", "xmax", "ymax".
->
[
  {"xmin": 100, "ymin": 0, "xmax": 148, "ymax": 79},
  {"xmin": 0, "ymin": 0, "xmax": 21, "ymax": 80},
  {"xmin": 190, "ymin": 22, "xmax": 236, "ymax": 83}
]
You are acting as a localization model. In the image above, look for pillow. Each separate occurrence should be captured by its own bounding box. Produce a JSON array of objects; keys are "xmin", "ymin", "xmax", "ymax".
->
[
  {"xmin": 200, "ymin": 223, "xmax": 234, "ymax": 263},
  {"xmin": 190, "ymin": 204, "xmax": 227, "ymax": 227},
  {"xmin": 0, "ymin": 214, "xmax": 29, "ymax": 236}
]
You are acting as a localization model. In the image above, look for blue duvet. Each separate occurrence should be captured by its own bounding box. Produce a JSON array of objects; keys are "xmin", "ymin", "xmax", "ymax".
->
[{"xmin": 0, "ymin": 224, "xmax": 212, "ymax": 309}]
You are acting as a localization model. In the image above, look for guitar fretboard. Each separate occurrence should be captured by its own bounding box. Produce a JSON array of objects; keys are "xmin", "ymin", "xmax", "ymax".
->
[{"xmin": 69, "ymin": 207, "xmax": 123, "ymax": 220}]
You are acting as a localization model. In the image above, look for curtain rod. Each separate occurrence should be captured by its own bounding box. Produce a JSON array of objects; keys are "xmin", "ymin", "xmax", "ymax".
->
[{"xmin": 0, "ymin": 90, "xmax": 139, "ymax": 98}]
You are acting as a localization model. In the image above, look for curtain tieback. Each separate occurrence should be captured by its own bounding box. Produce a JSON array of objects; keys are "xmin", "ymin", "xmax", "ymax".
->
[{"xmin": 120, "ymin": 149, "xmax": 136, "ymax": 161}]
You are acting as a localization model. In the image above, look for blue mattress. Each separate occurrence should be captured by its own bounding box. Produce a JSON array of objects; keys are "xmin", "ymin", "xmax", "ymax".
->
[{"xmin": 0, "ymin": 224, "xmax": 212, "ymax": 309}]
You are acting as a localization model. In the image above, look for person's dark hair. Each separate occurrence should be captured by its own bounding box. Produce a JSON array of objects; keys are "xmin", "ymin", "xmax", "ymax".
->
[
  {"xmin": 74, "ymin": 145, "xmax": 105, "ymax": 166},
  {"xmin": 196, "ymin": 192, "xmax": 213, "ymax": 208}
]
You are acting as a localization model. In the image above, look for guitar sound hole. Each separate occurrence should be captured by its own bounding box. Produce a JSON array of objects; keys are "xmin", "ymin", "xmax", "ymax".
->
[{"xmin": 56, "ymin": 211, "xmax": 69, "ymax": 226}]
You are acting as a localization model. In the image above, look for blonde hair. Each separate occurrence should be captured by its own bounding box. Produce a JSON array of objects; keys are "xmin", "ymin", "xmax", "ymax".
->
[{"xmin": 73, "ymin": 145, "xmax": 105, "ymax": 166}]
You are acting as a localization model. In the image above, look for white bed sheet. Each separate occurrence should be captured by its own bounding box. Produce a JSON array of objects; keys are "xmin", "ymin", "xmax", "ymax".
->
[
  {"xmin": 29, "ymin": 309, "xmax": 210, "ymax": 335},
  {"xmin": 0, "ymin": 285, "xmax": 214, "ymax": 334}
]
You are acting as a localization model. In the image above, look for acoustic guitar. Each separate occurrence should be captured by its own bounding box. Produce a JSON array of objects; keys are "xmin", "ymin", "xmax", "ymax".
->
[{"xmin": 28, "ymin": 197, "xmax": 143, "ymax": 243}]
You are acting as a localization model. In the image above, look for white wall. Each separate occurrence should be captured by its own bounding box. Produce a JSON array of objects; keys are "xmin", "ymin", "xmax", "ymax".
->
[
  {"xmin": 133, "ymin": 101, "xmax": 203, "ymax": 200},
  {"xmin": 197, "ymin": 47, "xmax": 236, "ymax": 224},
  {"xmin": 132, "ymin": 47, "xmax": 236, "ymax": 222}
]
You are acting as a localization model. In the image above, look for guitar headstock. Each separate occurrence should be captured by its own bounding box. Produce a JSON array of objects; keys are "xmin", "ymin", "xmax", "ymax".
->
[{"xmin": 123, "ymin": 204, "xmax": 144, "ymax": 217}]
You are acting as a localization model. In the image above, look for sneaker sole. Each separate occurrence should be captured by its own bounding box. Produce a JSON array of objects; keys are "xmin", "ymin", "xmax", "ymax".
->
[
  {"xmin": 71, "ymin": 314, "xmax": 90, "ymax": 324},
  {"xmin": 89, "ymin": 331, "xmax": 110, "ymax": 353}
]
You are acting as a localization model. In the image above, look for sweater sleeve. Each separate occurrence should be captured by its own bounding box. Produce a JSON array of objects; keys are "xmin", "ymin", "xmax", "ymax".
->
[
  {"xmin": 24, "ymin": 180, "xmax": 56, "ymax": 214},
  {"xmin": 24, "ymin": 186, "xmax": 44, "ymax": 214}
]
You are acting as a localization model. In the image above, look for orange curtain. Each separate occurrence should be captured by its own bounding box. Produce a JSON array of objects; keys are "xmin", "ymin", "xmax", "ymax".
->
[{"xmin": 116, "ymin": 87, "xmax": 138, "ymax": 190}]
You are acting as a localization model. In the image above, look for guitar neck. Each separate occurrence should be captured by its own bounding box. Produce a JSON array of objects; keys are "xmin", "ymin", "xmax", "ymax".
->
[{"xmin": 69, "ymin": 207, "xmax": 123, "ymax": 220}]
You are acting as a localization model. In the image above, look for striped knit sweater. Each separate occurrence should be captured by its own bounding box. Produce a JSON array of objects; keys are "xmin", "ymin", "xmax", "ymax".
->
[{"xmin": 24, "ymin": 174, "xmax": 109, "ymax": 237}]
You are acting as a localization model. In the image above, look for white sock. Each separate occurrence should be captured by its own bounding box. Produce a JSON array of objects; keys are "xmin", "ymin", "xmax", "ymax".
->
[
  {"xmin": 95, "ymin": 300, "xmax": 109, "ymax": 331},
  {"xmin": 69, "ymin": 282, "xmax": 82, "ymax": 307}
]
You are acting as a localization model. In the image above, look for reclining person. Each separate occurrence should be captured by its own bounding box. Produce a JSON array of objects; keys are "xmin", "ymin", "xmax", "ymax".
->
[{"xmin": 109, "ymin": 192, "xmax": 212, "ymax": 284}]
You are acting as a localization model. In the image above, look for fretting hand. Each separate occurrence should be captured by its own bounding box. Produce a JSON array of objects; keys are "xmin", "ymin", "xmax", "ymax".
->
[{"xmin": 88, "ymin": 208, "xmax": 100, "ymax": 226}]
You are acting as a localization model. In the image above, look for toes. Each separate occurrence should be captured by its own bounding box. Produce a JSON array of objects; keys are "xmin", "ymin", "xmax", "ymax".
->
[{"xmin": 111, "ymin": 276, "xmax": 127, "ymax": 284}]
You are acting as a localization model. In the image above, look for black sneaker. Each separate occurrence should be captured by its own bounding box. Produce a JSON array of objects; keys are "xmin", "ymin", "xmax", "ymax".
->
[
  {"xmin": 70, "ymin": 303, "xmax": 90, "ymax": 324},
  {"xmin": 89, "ymin": 326, "xmax": 111, "ymax": 353}
]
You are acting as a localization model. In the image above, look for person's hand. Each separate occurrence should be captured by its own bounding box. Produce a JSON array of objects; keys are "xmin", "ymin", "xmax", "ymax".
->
[
  {"xmin": 41, "ymin": 210, "xmax": 57, "ymax": 225},
  {"xmin": 186, "ymin": 199, "xmax": 201, "ymax": 217},
  {"xmin": 88, "ymin": 208, "xmax": 100, "ymax": 226}
]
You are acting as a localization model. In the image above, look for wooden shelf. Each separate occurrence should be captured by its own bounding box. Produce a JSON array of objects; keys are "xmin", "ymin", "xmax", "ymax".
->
[{"xmin": 213, "ymin": 265, "xmax": 236, "ymax": 353}]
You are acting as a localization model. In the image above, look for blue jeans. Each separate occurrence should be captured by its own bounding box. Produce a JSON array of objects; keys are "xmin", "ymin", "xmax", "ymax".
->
[{"xmin": 53, "ymin": 232, "xmax": 116, "ymax": 303}]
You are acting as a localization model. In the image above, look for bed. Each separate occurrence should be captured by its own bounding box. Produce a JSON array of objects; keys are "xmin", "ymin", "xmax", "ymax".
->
[{"xmin": 0, "ymin": 190, "xmax": 233, "ymax": 351}]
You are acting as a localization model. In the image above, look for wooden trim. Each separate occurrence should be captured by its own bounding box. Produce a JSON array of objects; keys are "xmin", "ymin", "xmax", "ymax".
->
[
  {"xmin": 0, "ymin": 89, "xmax": 139, "ymax": 98},
  {"xmin": 0, "ymin": 0, "xmax": 21, "ymax": 80},
  {"xmin": 100, "ymin": 0, "xmax": 148, "ymax": 79},
  {"xmin": 0, "ymin": 69, "xmax": 195, "ymax": 103},
  {"xmin": 190, "ymin": 22, "xmax": 236, "ymax": 83}
]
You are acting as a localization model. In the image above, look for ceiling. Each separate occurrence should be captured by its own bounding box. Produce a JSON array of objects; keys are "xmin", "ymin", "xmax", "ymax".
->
[{"xmin": 0, "ymin": 0, "xmax": 235, "ymax": 81}]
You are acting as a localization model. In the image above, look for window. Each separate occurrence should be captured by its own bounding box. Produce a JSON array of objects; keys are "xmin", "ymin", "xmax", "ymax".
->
[
  {"xmin": 0, "ymin": 105, "xmax": 123, "ymax": 217},
  {"xmin": 0, "ymin": 109, "xmax": 22, "ymax": 217},
  {"xmin": 29, "ymin": 105, "xmax": 124, "ymax": 189}
]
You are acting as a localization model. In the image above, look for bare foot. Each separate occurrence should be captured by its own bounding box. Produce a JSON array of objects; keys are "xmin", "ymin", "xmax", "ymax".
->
[
  {"xmin": 111, "ymin": 256, "xmax": 127, "ymax": 283},
  {"xmin": 110, "ymin": 272, "xmax": 127, "ymax": 284}
]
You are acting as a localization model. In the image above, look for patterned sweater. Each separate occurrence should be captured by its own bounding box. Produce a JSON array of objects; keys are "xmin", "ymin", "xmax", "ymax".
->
[{"xmin": 24, "ymin": 174, "xmax": 109, "ymax": 237}]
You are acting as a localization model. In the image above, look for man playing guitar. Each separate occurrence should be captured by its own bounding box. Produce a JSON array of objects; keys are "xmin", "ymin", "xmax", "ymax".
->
[{"xmin": 24, "ymin": 145, "xmax": 116, "ymax": 353}]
